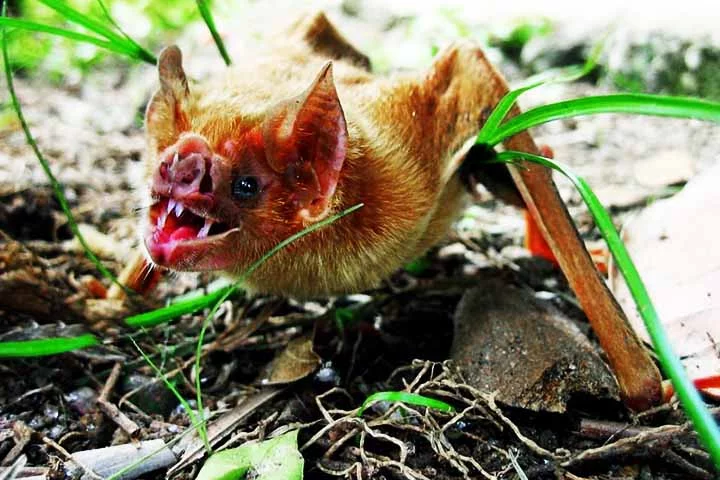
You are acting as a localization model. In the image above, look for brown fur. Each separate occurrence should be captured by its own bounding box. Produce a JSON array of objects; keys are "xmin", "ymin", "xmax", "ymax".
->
[
  {"xmin": 140, "ymin": 12, "xmax": 662, "ymax": 410},
  {"xmin": 142, "ymin": 13, "xmax": 506, "ymax": 297}
]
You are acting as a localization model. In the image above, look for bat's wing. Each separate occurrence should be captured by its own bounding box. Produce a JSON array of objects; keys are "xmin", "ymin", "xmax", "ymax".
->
[
  {"xmin": 286, "ymin": 12, "xmax": 371, "ymax": 71},
  {"xmin": 412, "ymin": 43, "xmax": 661, "ymax": 410}
]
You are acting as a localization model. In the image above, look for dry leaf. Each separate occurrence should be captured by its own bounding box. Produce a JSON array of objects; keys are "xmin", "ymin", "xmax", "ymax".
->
[
  {"xmin": 258, "ymin": 334, "xmax": 321, "ymax": 385},
  {"xmin": 610, "ymin": 163, "xmax": 720, "ymax": 381}
]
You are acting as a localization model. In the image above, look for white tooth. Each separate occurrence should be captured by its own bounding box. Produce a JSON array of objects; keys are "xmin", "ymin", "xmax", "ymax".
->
[
  {"xmin": 168, "ymin": 199, "xmax": 177, "ymax": 214},
  {"xmin": 198, "ymin": 219, "xmax": 213, "ymax": 238},
  {"xmin": 158, "ymin": 211, "xmax": 168, "ymax": 229},
  {"xmin": 172, "ymin": 152, "xmax": 179, "ymax": 165},
  {"xmin": 175, "ymin": 202, "xmax": 185, "ymax": 217}
]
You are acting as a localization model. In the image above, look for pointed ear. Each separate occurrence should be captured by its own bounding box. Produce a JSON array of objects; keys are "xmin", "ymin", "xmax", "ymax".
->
[
  {"xmin": 146, "ymin": 45, "xmax": 190, "ymax": 147},
  {"xmin": 263, "ymin": 62, "xmax": 348, "ymax": 222}
]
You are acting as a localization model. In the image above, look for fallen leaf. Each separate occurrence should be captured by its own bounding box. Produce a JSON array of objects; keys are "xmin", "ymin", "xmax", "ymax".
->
[
  {"xmin": 610, "ymin": 163, "xmax": 720, "ymax": 383},
  {"xmin": 451, "ymin": 277, "xmax": 619, "ymax": 413},
  {"xmin": 196, "ymin": 430, "xmax": 303, "ymax": 480},
  {"xmin": 257, "ymin": 335, "xmax": 320, "ymax": 385}
]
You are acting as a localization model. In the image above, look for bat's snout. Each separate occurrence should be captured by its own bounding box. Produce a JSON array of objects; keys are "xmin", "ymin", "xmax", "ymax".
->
[{"xmin": 155, "ymin": 134, "xmax": 214, "ymax": 198}]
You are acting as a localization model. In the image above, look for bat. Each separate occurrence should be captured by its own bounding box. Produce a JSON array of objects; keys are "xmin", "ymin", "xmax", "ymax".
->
[{"xmin": 137, "ymin": 12, "xmax": 661, "ymax": 410}]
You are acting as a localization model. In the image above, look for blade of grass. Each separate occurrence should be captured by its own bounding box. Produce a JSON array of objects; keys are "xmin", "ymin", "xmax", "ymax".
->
[
  {"xmin": 2, "ymin": 5, "xmax": 130, "ymax": 293},
  {"xmin": 195, "ymin": 0, "xmax": 231, "ymax": 66},
  {"xmin": 129, "ymin": 334, "xmax": 211, "ymax": 453},
  {"xmin": 0, "ymin": 334, "xmax": 99, "ymax": 357},
  {"xmin": 191, "ymin": 202, "xmax": 364, "ymax": 453},
  {"xmin": 357, "ymin": 391, "xmax": 455, "ymax": 417},
  {"xmin": 39, "ymin": 0, "xmax": 125, "ymax": 45},
  {"xmin": 476, "ymin": 40, "xmax": 603, "ymax": 145},
  {"xmin": 125, "ymin": 285, "xmax": 234, "ymax": 328},
  {"xmin": 495, "ymin": 150, "xmax": 720, "ymax": 468},
  {"xmin": 93, "ymin": 0, "xmax": 156, "ymax": 64},
  {"xmin": 0, "ymin": 17, "xmax": 141, "ymax": 59},
  {"xmin": 38, "ymin": 0, "xmax": 155, "ymax": 64},
  {"xmin": 486, "ymin": 94, "xmax": 720, "ymax": 146}
]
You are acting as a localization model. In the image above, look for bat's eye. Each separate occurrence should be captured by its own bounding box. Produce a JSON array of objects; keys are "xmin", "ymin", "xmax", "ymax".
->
[{"xmin": 232, "ymin": 176, "xmax": 260, "ymax": 200}]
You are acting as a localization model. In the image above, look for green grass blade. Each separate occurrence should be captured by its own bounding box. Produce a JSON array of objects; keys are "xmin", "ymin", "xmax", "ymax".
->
[
  {"xmin": 37, "ymin": 0, "xmax": 155, "ymax": 63},
  {"xmin": 125, "ymin": 286, "xmax": 234, "ymax": 328},
  {"xmin": 195, "ymin": 0, "xmax": 231, "ymax": 66},
  {"xmin": 487, "ymin": 94, "xmax": 720, "ymax": 146},
  {"xmin": 476, "ymin": 41, "xmax": 602, "ymax": 145},
  {"xmin": 129, "ymin": 335, "xmax": 210, "ymax": 453},
  {"xmin": 93, "ymin": 0, "xmax": 156, "ymax": 64},
  {"xmin": 495, "ymin": 150, "xmax": 720, "ymax": 468},
  {"xmin": 357, "ymin": 391, "xmax": 455, "ymax": 417},
  {"xmin": 0, "ymin": 17, "xmax": 140, "ymax": 58},
  {"xmin": 0, "ymin": 334, "xmax": 99, "ymax": 357},
  {"xmin": 2, "ymin": 11, "xmax": 129, "ymax": 293},
  {"xmin": 39, "ymin": 0, "xmax": 122, "ymax": 42}
]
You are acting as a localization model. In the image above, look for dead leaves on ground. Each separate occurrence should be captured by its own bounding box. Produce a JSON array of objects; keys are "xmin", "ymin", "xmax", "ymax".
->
[{"xmin": 610, "ymin": 162, "xmax": 720, "ymax": 391}]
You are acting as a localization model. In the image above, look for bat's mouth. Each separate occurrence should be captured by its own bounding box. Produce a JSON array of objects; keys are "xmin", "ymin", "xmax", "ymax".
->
[{"xmin": 145, "ymin": 197, "xmax": 239, "ymax": 270}]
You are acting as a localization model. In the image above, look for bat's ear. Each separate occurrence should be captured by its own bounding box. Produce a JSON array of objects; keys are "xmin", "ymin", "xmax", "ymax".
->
[
  {"xmin": 146, "ymin": 45, "xmax": 190, "ymax": 146},
  {"xmin": 263, "ymin": 62, "xmax": 347, "ymax": 222}
]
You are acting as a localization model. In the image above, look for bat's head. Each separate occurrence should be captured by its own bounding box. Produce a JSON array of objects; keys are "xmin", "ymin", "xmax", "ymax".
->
[{"xmin": 142, "ymin": 46, "xmax": 347, "ymax": 272}]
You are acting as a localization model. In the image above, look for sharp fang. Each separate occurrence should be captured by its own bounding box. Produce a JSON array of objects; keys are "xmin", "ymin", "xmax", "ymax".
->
[
  {"xmin": 198, "ymin": 219, "xmax": 213, "ymax": 239},
  {"xmin": 175, "ymin": 202, "xmax": 185, "ymax": 217},
  {"xmin": 158, "ymin": 210, "xmax": 168, "ymax": 229},
  {"xmin": 168, "ymin": 199, "xmax": 177, "ymax": 214},
  {"xmin": 172, "ymin": 152, "xmax": 179, "ymax": 165}
]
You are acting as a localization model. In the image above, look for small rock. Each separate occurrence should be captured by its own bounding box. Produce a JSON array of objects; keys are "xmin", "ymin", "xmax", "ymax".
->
[
  {"xmin": 451, "ymin": 278, "xmax": 619, "ymax": 413},
  {"xmin": 121, "ymin": 374, "xmax": 177, "ymax": 417},
  {"xmin": 65, "ymin": 387, "xmax": 98, "ymax": 415}
]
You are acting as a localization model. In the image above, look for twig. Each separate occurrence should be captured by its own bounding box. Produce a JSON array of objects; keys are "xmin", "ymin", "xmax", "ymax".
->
[
  {"xmin": 97, "ymin": 362, "xmax": 140, "ymax": 437},
  {"xmin": 563, "ymin": 424, "xmax": 687, "ymax": 468},
  {"xmin": 42, "ymin": 436, "xmax": 102, "ymax": 480},
  {"xmin": 659, "ymin": 449, "xmax": 714, "ymax": 480}
]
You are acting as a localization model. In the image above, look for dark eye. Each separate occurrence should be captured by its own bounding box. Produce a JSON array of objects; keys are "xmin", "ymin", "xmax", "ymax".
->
[{"xmin": 232, "ymin": 176, "xmax": 260, "ymax": 200}]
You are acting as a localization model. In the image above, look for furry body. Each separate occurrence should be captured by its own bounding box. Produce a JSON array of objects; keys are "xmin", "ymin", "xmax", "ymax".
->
[{"xmin": 142, "ymin": 13, "xmax": 508, "ymax": 297}]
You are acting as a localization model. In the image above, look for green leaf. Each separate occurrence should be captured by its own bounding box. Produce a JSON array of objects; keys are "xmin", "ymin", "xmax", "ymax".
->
[
  {"xmin": 357, "ymin": 391, "xmax": 455, "ymax": 416},
  {"xmin": 196, "ymin": 430, "xmax": 304, "ymax": 480},
  {"xmin": 124, "ymin": 285, "xmax": 235, "ymax": 328},
  {"xmin": 476, "ymin": 41, "xmax": 602, "ymax": 145},
  {"xmin": 404, "ymin": 256, "xmax": 431, "ymax": 275},
  {"xmin": 37, "ymin": 0, "xmax": 155, "ymax": 64},
  {"xmin": 196, "ymin": 0, "xmax": 231, "ymax": 66},
  {"xmin": 486, "ymin": 94, "xmax": 720, "ymax": 146},
  {"xmin": 0, "ymin": 17, "xmax": 137, "ymax": 58},
  {"xmin": 0, "ymin": 334, "xmax": 99, "ymax": 357}
]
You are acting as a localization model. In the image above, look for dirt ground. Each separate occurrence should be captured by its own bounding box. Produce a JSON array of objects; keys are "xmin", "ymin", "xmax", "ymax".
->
[{"xmin": 1, "ymin": 2, "xmax": 720, "ymax": 479}]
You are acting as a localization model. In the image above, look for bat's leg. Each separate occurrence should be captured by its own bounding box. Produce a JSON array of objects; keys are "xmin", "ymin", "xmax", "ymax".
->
[
  {"xmin": 501, "ymin": 123, "xmax": 661, "ymax": 411},
  {"xmin": 428, "ymin": 43, "xmax": 662, "ymax": 410}
]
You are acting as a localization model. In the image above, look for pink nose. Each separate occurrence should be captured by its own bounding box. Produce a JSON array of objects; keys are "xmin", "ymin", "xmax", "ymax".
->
[{"xmin": 156, "ymin": 135, "xmax": 213, "ymax": 196}]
